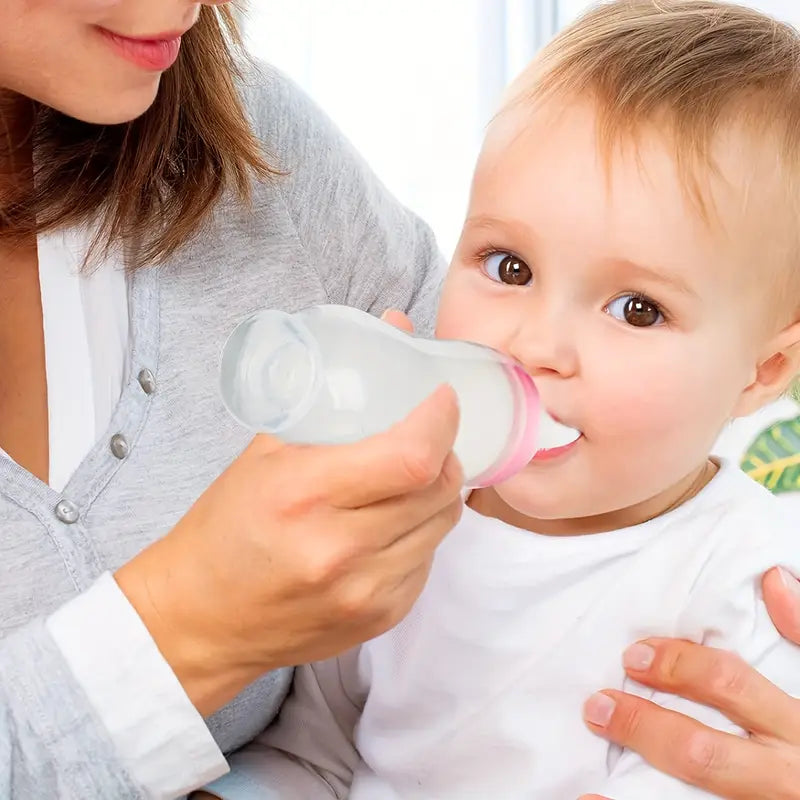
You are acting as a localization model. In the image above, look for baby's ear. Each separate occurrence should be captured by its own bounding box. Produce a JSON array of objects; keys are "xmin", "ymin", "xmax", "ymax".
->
[{"xmin": 733, "ymin": 319, "xmax": 800, "ymax": 416}]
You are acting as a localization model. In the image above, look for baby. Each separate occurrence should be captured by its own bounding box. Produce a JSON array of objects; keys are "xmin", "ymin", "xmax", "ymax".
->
[{"xmin": 205, "ymin": 1, "xmax": 800, "ymax": 798}]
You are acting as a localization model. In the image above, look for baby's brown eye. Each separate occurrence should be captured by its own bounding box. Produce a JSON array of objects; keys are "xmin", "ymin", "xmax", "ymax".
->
[
  {"xmin": 606, "ymin": 294, "xmax": 664, "ymax": 327},
  {"xmin": 484, "ymin": 252, "xmax": 532, "ymax": 286}
]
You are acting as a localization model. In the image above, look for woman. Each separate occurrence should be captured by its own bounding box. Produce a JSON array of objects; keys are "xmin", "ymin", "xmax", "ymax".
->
[
  {"xmin": 1, "ymin": 2, "xmax": 798, "ymax": 800},
  {"xmin": 0, "ymin": 2, "xmax": 463, "ymax": 797}
]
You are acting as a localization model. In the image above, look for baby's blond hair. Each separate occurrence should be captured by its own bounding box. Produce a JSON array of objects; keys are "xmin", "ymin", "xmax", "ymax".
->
[{"xmin": 507, "ymin": 0, "xmax": 800, "ymax": 225}]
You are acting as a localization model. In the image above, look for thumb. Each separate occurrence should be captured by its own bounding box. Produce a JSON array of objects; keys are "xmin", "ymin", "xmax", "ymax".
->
[
  {"xmin": 396, "ymin": 381, "xmax": 460, "ymax": 448},
  {"xmin": 369, "ymin": 381, "xmax": 462, "ymax": 490},
  {"xmin": 381, "ymin": 308, "xmax": 415, "ymax": 333},
  {"xmin": 763, "ymin": 567, "xmax": 800, "ymax": 645},
  {"xmin": 578, "ymin": 796, "xmax": 613, "ymax": 800},
  {"xmin": 300, "ymin": 383, "xmax": 462, "ymax": 509}
]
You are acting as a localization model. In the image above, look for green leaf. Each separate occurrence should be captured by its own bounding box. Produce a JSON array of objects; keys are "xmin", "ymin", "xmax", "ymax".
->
[{"xmin": 740, "ymin": 415, "xmax": 800, "ymax": 494}]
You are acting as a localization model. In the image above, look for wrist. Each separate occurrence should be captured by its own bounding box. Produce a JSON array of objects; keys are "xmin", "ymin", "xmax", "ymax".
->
[{"xmin": 114, "ymin": 543, "xmax": 257, "ymax": 717}]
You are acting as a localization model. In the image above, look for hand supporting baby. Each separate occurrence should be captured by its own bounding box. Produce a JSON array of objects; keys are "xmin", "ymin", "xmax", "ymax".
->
[{"xmin": 582, "ymin": 568, "xmax": 800, "ymax": 800}]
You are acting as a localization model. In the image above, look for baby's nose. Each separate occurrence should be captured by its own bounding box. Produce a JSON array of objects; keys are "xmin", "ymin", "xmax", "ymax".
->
[{"xmin": 507, "ymin": 321, "xmax": 579, "ymax": 379}]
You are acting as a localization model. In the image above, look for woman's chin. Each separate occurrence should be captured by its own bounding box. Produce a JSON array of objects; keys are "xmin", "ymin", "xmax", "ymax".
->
[{"xmin": 42, "ymin": 79, "xmax": 161, "ymax": 125}]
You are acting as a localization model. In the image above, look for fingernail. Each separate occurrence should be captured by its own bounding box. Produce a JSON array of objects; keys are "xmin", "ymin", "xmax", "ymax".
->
[
  {"xmin": 623, "ymin": 643, "xmax": 655, "ymax": 671},
  {"xmin": 584, "ymin": 693, "xmax": 616, "ymax": 727},
  {"xmin": 380, "ymin": 309, "xmax": 390, "ymax": 320},
  {"xmin": 778, "ymin": 567, "xmax": 800, "ymax": 597}
]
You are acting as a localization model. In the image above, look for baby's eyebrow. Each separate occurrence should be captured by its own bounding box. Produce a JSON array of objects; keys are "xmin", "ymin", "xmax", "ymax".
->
[
  {"xmin": 463, "ymin": 214, "xmax": 531, "ymax": 238},
  {"xmin": 461, "ymin": 215, "xmax": 547, "ymax": 252},
  {"xmin": 610, "ymin": 258, "xmax": 698, "ymax": 299}
]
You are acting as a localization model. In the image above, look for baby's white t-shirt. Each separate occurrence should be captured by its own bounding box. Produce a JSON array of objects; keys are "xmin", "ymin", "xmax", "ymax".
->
[{"xmin": 210, "ymin": 460, "xmax": 800, "ymax": 799}]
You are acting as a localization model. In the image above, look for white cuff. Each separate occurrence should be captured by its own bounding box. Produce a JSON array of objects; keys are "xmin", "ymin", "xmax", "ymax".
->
[{"xmin": 46, "ymin": 572, "xmax": 229, "ymax": 799}]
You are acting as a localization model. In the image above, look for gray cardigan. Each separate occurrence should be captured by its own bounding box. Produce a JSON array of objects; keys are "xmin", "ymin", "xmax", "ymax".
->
[{"xmin": 0, "ymin": 64, "xmax": 444, "ymax": 798}]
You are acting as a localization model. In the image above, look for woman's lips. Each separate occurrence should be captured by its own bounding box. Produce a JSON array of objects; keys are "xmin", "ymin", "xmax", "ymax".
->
[{"xmin": 97, "ymin": 28, "xmax": 183, "ymax": 71}]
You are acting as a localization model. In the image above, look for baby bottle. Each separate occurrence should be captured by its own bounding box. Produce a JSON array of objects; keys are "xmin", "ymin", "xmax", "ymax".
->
[{"xmin": 219, "ymin": 304, "xmax": 577, "ymax": 487}]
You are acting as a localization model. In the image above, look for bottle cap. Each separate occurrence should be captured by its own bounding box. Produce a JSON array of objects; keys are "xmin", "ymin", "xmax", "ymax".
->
[{"xmin": 219, "ymin": 309, "xmax": 321, "ymax": 432}]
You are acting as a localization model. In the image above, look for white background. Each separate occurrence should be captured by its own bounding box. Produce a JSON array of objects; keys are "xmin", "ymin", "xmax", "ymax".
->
[{"xmin": 242, "ymin": 1, "xmax": 800, "ymax": 256}]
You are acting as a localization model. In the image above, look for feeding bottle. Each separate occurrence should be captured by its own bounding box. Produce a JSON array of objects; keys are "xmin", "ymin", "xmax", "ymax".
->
[{"xmin": 219, "ymin": 304, "xmax": 578, "ymax": 487}]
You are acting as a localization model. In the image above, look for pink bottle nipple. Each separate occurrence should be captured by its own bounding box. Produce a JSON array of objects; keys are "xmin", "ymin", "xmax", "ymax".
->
[{"xmin": 470, "ymin": 365, "xmax": 540, "ymax": 487}]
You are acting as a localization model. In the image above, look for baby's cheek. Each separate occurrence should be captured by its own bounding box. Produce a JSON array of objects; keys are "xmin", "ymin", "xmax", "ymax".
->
[
  {"xmin": 41, "ymin": 0, "xmax": 120, "ymax": 10},
  {"xmin": 436, "ymin": 302, "xmax": 502, "ymax": 348},
  {"xmin": 587, "ymin": 370, "xmax": 698, "ymax": 440},
  {"xmin": 589, "ymin": 353, "xmax": 734, "ymax": 451},
  {"xmin": 434, "ymin": 312, "xmax": 467, "ymax": 341},
  {"xmin": 435, "ymin": 295, "xmax": 466, "ymax": 340}
]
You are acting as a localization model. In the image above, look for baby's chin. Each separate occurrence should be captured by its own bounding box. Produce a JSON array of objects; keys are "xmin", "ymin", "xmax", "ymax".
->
[
  {"xmin": 483, "ymin": 473, "xmax": 621, "ymax": 534},
  {"xmin": 494, "ymin": 481, "xmax": 580, "ymax": 522}
]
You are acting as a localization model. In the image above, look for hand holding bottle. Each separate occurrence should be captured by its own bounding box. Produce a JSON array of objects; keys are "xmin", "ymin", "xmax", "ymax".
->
[
  {"xmin": 220, "ymin": 304, "xmax": 578, "ymax": 487},
  {"xmin": 117, "ymin": 382, "xmax": 464, "ymax": 718}
]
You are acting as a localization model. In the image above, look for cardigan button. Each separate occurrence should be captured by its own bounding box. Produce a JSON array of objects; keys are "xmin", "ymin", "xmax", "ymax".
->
[
  {"xmin": 54, "ymin": 499, "xmax": 79, "ymax": 524},
  {"xmin": 138, "ymin": 368, "xmax": 156, "ymax": 395},
  {"xmin": 110, "ymin": 434, "xmax": 130, "ymax": 460}
]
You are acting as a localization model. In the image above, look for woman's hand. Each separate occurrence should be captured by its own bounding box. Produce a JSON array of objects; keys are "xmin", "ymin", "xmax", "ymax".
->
[
  {"xmin": 580, "ymin": 567, "xmax": 800, "ymax": 800},
  {"xmin": 116, "ymin": 380, "xmax": 463, "ymax": 718},
  {"xmin": 381, "ymin": 308, "xmax": 415, "ymax": 333}
]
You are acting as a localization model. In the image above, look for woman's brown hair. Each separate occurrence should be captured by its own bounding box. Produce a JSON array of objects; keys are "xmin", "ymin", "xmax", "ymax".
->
[{"xmin": 2, "ymin": 5, "xmax": 274, "ymax": 267}]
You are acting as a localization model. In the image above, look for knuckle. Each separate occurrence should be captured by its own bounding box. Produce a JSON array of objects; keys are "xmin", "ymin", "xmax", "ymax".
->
[
  {"xmin": 257, "ymin": 451, "xmax": 323, "ymax": 511},
  {"xmin": 680, "ymin": 730, "xmax": 722, "ymax": 784},
  {"xmin": 614, "ymin": 701, "xmax": 644, "ymax": 742},
  {"xmin": 274, "ymin": 490, "xmax": 319, "ymax": 518},
  {"xmin": 301, "ymin": 553, "xmax": 335, "ymax": 587},
  {"xmin": 302, "ymin": 544, "xmax": 351, "ymax": 587},
  {"xmin": 336, "ymin": 577, "xmax": 380, "ymax": 619},
  {"xmin": 655, "ymin": 645, "xmax": 688, "ymax": 687},
  {"xmin": 399, "ymin": 442, "xmax": 442, "ymax": 487},
  {"xmin": 441, "ymin": 452, "xmax": 465, "ymax": 493},
  {"xmin": 706, "ymin": 653, "xmax": 749, "ymax": 703}
]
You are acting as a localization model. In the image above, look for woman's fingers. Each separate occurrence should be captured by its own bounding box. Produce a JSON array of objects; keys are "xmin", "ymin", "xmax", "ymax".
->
[
  {"xmin": 350, "ymin": 451, "xmax": 463, "ymax": 537},
  {"xmin": 585, "ymin": 638, "xmax": 800, "ymax": 799},
  {"xmin": 584, "ymin": 690, "xmax": 800, "ymax": 799},
  {"xmin": 763, "ymin": 567, "xmax": 800, "ymax": 646},
  {"xmin": 381, "ymin": 308, "xmax": 415, "ymax": 332},
  {"xmin": 615, "ymin": 638, "xmax": 800, "ymax": 741},
  {"xmin": 310, "ymin": 383, "xmax": 462, "ymax": 511}
]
